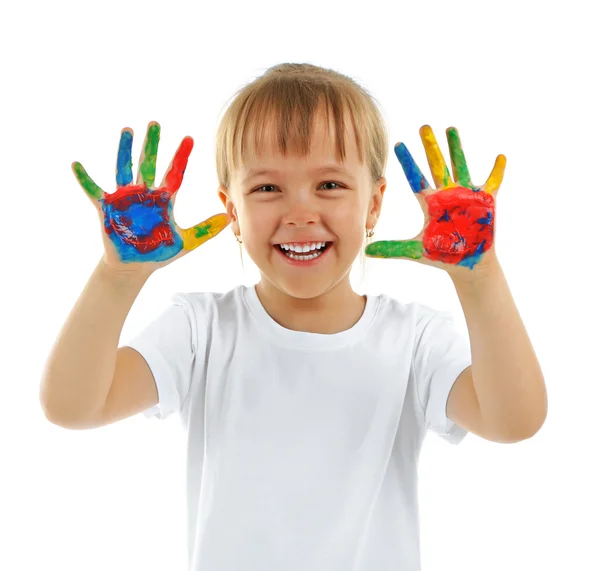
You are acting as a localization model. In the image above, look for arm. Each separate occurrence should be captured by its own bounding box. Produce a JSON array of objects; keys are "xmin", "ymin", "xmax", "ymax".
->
[
  {"xmin": 39, "ymin": 258, "xmax": 151, "ymax": 427},
  {"xmin": 449, "ymin": 255, "xmax": 548, "ymax": 442},
  {"xmin": 363, "ymin": 124, "xmax": 547, "ymax": 442}
]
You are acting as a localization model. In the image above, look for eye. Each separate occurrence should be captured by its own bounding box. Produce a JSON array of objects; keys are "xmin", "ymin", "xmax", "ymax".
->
[{"xmin": 252, "ymin": 181, "xmax": 345, "ymax": 193}]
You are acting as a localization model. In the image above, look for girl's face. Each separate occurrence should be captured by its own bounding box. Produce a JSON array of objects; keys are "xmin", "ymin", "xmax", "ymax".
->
[{"xmin": 219, "ymin": 111, "xmax": 386, "ymax": 301}]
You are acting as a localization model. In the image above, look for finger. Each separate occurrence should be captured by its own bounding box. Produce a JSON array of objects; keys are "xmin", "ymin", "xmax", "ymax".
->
[
  {"xmin": 483, "ymin": 154, "xmax": 507, "ymax": 194},
  {"xmin": 136, "ymin": 121, "xmax": 160, "ymax": 188},
  {"xmin": 160, "ymin": 136, "xmax": 194, "ymax": 195},
  {"xmin": 364, "ymin": 239, "xmax": 424, "ymax": 260},
  {"xmin": 72, "ymin": 161, "xmax": 104, "ymax": 203},
  {"xmin": 420, "ymin": 125, "xmax": 455, "ymax": 189},
  {"xmin": 179, "ymin": 213, "xmax": 230, "ymax": 251},
  {"xmin": 116, "ymin": 128, "xmax": 134, "ymax": 187},
  {"xmin": 394, "ymin": 143, "xmax": 431, "ymax": 193},
  {"xmin": 446, "ymin": 127, "xmax": 472, "ymax": 187}
]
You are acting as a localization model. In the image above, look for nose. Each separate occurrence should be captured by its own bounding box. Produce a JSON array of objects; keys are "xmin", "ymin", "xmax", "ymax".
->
[{"xmin": 281, "ymin": 194, "xmax": 321, "ymax": 227}]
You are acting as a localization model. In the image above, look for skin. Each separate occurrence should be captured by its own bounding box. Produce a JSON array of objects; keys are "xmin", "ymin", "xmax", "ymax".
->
[{"xmin": 218, "ymin": 107, "xmax": 387, "ymax": 334}]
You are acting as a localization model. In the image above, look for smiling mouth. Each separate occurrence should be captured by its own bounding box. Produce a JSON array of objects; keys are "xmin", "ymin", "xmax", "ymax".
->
[{"xmin": 274, "ymin": 242, "xmax": 333, "ymax": 254}]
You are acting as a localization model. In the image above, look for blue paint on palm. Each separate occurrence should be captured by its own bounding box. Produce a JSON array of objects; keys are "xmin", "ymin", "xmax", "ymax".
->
[
  {"xmin": 457, "ymin": 240, "xmax": 487, "ymax": 269},
  {"xmin": 101, "ymin": 195, "xmax": 183, "ymax": 263},
  {"xmin": 477, "ymin": 212, "xmax": 492, "ymax": 225},
  {"xmin": 122, "ymin": 201, "xmax": 163, "ymax": 235}
]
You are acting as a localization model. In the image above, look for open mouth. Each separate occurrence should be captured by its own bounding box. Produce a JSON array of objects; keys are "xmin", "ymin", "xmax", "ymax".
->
[{"xmin": 274, "ymin": 241, "xmax": 333, "ymax": 261}]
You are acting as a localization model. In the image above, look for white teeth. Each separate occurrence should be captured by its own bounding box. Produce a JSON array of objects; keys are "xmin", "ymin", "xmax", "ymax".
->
[{"xmin": 278, "ymin": 242, "xmax": 327, "ymax": 253}]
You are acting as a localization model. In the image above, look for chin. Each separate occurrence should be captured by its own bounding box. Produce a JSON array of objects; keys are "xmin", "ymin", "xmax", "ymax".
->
[{"xmin": 250, "ymin": 244, "xmax": 355, "ymax": 300}]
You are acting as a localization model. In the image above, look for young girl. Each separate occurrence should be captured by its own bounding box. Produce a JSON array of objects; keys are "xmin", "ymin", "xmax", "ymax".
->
[{"xmin": 40, "ymin": 63, "xmax": 547, "ymax": 571}]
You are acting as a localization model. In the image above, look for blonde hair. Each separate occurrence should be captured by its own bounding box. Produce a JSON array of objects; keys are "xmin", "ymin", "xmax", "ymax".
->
[{"xmin": 214, "ymin": 62, "xmax": 389, "ymax": 289}]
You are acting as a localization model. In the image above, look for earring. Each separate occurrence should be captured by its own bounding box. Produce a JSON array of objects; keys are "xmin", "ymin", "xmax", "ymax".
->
[{"xmin": 235, "ymin": 234, "xmax": 242, "ymax": 244}]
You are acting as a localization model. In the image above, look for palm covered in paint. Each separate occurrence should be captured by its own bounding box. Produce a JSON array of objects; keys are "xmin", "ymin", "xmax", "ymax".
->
[
  {"xmin": 72, "ymin": 121, "xmax": 229, "ymax": 273},
  {"xmin": 365, "ymin": 125, "xmax": 506, "ymax": 279}
]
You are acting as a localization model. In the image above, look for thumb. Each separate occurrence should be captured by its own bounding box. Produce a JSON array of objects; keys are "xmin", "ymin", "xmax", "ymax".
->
[{"xmin": 178, "ymin": 213, "xmax": 230, "ymax": 251}]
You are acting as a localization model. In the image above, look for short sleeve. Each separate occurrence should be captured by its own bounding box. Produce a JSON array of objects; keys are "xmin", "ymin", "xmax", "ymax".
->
[
  {"xmin": 123, "ymin": 293, "xmax": 197, "ymax": 421},
  {"xmin": 412, "ymin": 307, "xmax": 472, "ymax": 445}
]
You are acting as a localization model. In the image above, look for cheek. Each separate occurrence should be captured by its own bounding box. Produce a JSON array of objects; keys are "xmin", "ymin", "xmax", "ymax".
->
[
  {"xmin": 238, "ymin": 208, "xmax": 277, "ymax": 249},
  {"xmin": 333, "ymin": 209, "xmax": 365, "ymax": 236},
  {"xmin": 237, "ymin": 204, "xmax": 263, "ymax": 231}
]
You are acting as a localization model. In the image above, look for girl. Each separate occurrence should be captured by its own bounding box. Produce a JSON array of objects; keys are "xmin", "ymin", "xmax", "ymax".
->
[{"xmin": 40, "ymin": 62, "xmax": 547, "ymax": 571}]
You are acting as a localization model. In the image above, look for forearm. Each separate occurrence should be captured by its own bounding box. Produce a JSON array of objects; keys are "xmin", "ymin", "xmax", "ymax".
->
[
  {"xmin": 40, "ymin": 258, "xmax": 151, "ymax": 426},
  {"xmin": 451, "ymin": 258, "xmax": 548, "ymax": 439}
]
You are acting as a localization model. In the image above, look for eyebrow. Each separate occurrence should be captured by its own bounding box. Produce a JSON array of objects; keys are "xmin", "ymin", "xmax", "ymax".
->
[{"xmin": 241, "ymin": 165, "xmax": 356, "ymax": 183}]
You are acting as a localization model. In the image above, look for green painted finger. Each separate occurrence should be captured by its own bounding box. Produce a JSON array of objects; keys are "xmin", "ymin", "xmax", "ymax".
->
[
  {"xmin": 446, "ymin": 127, "xmax": 472, "ymax": 187},
  {"xmin": 72, "ymin": 161, "xmax": 104, "ymax": 200},
  {"xmin": 139, "ymin": 122, "xmax": 161, "ymax": 187},
  {"xmin": 365, "ymin": 240, "xmax": 424, "ymax": 259}
]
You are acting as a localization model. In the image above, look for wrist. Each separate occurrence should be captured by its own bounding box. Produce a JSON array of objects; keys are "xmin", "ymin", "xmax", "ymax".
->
[
  {"xmin": 449, "ymin": 251, "xmax": 503, "ymax": 290},
  {"xmin": 97, "ymin": 258, "xmax": 153, "ymax": 288}
]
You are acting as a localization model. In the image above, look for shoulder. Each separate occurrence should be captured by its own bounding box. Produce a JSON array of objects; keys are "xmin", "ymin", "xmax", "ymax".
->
[
  {"xmin": 170, "ymin": 286, "xmax": 244, "ymax": 330},
  {"xmin": 171, "ymin": 285, "xmax": 242, "ymax": 313},
  {"xmin": 375, "ymin": 294, "xmax": 462, "ymax": 355},
  {"xmin": 375, "ymin": 292, "xmax": 451, "ymax": 327}
]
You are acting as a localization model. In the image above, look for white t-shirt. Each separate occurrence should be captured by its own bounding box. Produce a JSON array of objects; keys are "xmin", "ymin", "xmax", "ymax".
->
[{"xmin": 125, "ymin": 283, "xmax": 472, "ymax": 571}]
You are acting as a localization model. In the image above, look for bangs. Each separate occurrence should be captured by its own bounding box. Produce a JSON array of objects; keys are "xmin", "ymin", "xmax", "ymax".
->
[
  {"xmin": 232, "ymin": 94, "xmax": 364, "ymax": 171},
  {"xmin": 215, "ymin": 63, "xmax": 389, "ymax": 190}
]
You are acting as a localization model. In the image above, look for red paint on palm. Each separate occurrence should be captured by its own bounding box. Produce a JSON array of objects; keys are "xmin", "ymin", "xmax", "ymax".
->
[{"xmin": 423, "ymin": 186, "xmax": 495, "ymax": 264}]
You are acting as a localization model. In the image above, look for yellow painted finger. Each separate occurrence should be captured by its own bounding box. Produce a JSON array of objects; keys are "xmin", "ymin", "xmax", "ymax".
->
[
  {"xmin": 180, "ymin": 213, "xmax": 230, "ymax": 251},
  {"xmin": 420, "ymin": 125, "xmax": 455, "ymax": 189},
  {"xmin": 483, "ymin": 154, "xmax": 507, "ymax": 194}
]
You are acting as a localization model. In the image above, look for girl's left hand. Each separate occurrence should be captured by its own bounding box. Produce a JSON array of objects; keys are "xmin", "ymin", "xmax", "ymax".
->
[{"xmin": 365, "ymin": 125, "xmax": 506, "ymax": 282}]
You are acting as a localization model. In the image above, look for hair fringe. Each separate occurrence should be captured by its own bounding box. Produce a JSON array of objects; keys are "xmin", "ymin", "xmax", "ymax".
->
[{"xmin": 215, "ymin": 62, "xmax": 389, "ymax": 189}]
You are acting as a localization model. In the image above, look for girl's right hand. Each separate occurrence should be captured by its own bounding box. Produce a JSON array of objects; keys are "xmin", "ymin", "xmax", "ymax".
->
[{"xmin": 72, "ymin": 121, "xmax": 230, "ymax": 276}]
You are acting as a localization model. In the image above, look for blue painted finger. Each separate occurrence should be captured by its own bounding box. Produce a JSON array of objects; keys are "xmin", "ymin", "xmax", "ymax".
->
[
  {"xmin": 394, "ymin": 142, "xmax": 431, "ymax": 193},
  {"xmin": 116, "ymin": 129, "xmax": 134, "ymax": 187}
]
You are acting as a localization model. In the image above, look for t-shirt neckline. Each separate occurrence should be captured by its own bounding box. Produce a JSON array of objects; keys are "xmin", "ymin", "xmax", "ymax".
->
[{"xmin": 241, "ymin": 283, "xmax": 380, "ymax": 349}]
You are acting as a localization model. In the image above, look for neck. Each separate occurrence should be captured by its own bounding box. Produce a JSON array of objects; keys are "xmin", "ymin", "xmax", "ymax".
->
[{"xmin": 255, "ymin": 276, "xmax": 366, "ymax": 334}]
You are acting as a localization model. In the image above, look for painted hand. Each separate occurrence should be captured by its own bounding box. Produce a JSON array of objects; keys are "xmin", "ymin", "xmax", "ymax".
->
[
  {"xmin": 72, "ymin": 121, "xmax": 229, "ymax": 266},
  {"xmin": 365, "ymin": 125, "xmax": 506, "ymax": 279}
]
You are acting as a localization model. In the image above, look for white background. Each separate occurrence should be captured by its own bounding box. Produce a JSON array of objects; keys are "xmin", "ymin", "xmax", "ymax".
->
[{"xmin": 1, "ymin": 0, "xmax": 598, "ymax": 569}]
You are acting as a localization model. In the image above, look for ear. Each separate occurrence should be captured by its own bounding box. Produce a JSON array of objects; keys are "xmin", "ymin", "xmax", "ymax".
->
[
  {"xmin": 218, "ymin": 185, "xmax": 240, "ymax": 236},
  {"xmin": 367, "ymin": 176, "xmax": 387, "ymax": 229},
  {"xmin": 218, "ymin": 184, "xmax": 228, "ymax": 209}
]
